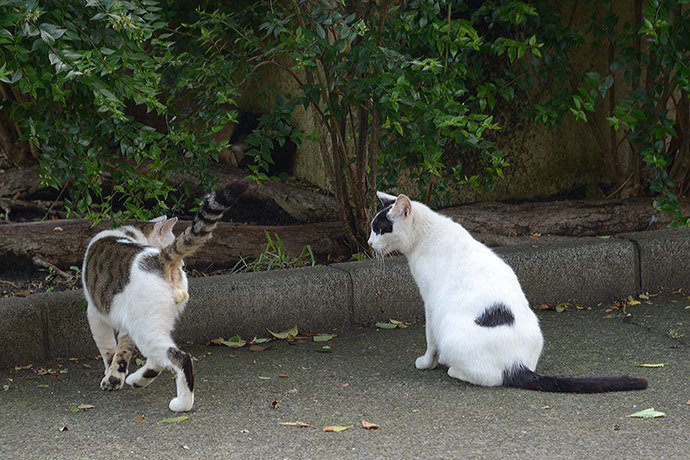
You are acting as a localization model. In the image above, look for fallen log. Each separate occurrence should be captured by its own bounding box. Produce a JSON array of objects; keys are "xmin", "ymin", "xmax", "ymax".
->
[
  {"xmin": 0, "ymin": 166, "xmax": 338, "ymax": 224},
  {"xmin": 443, "ymin": 197, "xmax": 686, "ymax": 236},
  {"xmin": 0, "ymin": 197, "xmax": 685, "ymax": 274},
  {"xmin": 0, "ymin": 219, "xmax": 350, "ymax": 273},
  {"xmin": 0, "ymin": 167, "xmax": 44, "ymax": 198}
]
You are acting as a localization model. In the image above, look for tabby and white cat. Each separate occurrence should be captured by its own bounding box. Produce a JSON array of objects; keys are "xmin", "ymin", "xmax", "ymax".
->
[
  {"xmin": 368, "ymin": 191, "xmax": 647, "ymax": 393},
  {"xmin": 82, "ymin": 181, "xmax": 248, "ymax": 411}
]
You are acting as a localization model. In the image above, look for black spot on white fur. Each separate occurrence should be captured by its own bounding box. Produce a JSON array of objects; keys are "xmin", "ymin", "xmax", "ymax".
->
[
  {"xmin": 474, "ymin": 303, "xmax": 514, "ymax": 327},
  {"xmin": 372, "ymin": 205, "xmax": 394, "ymax": 235},
  {"xmin": 142, "ymin": 369, "xmax": 160, "ymax": 379}
]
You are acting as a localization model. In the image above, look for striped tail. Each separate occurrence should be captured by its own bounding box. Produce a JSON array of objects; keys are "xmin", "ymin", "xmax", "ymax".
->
[
  {"xmin": 504, "ymin": 364, "xmax": 648, "ymax": 393},
  {"xmin": 159, "ymin": 180, "xmax": 248, "ymax": 266}
]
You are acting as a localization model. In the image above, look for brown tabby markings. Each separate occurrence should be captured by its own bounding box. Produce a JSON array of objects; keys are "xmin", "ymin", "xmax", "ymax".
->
[
  {"xmin": 84, "ymin": 236, "xmax": 145, "ymax": 314},
  {"xmin": 138, "ymin": 253, "xmax": 163, "ymax": 276}
]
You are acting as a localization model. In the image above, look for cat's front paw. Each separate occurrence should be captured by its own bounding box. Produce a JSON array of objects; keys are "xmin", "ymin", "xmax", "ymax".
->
[
  {"xmin": 100, "ymin": 372, "xmax": 125, "ymax": 391},
  {"xmin": 415, "ymin": 354, "xmax": 437, "ymax": 370},
  {"xmin": 169, "ymin": 395, "xmax": 194, "ymax": 412}
]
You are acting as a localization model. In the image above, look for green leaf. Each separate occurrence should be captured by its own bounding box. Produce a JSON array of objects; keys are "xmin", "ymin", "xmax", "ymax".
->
[
  {"xmin": 375, "ymin": 322, "xmax": 397, "ymax": 329},
  {"xmin": 219, "ymin": 336, "xmax": 247, "ymax": 348},
  {"xmin": 323, "ymin": 425, "xmax": 353, "ymax": 432},
  {"xmin": 70, "ymin": 406, "xmax": 80, "ymax": 413},
  {"xmin": 160, "ymin": 415, "xmax": 189, "ymax": 423},
  {"xmin": 626, "ymin": 408, "xmax": 665, "ymax": 418},
  {"xmin": 313, "ymin": 334, "xmax": 337, "ymax": 342}
]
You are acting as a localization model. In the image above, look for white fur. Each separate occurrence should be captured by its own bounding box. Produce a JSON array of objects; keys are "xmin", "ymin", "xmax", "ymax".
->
[
  {"xmin": 368, "ymin": 193, "xmax": 543, "ymax": 387},
  {"xmin": 83, "ymin": 221, "xmax": 193, "ymax": 411}
]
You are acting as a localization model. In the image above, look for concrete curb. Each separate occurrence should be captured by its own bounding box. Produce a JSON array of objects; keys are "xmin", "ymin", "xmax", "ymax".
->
[{"xmin": 1, "ymin": 228, "xmax": 689, "ymax": 368}]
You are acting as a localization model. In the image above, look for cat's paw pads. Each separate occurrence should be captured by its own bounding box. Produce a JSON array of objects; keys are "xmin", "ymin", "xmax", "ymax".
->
[
  {"xmin": 169, "ymin": 395, "xmax": 194, "ymax": 412},
  {"xmin": 172, "ymin": 289, "xmax": 189, "ymax": 304},
  {"xmin": 100, "ymin": 373, "xmax": 125, "ymax": 391},
  {"xmin": 415, "ymin": 355, "xmax": 436, "ymax": 370}
]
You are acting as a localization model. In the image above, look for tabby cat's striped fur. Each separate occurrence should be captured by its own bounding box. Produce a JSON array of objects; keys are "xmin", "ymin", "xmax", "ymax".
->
[{"xmin": 82, "ymin": 181, "xmax": 248, "ymax": 411}]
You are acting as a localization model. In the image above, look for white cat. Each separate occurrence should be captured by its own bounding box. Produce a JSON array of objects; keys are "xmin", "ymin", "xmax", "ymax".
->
[{"xmin": 368, "ymin": 191, "xmax": 647, "ymax": 392}]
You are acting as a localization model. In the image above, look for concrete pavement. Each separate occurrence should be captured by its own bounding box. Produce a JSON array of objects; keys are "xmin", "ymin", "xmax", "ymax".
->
[
  {"xmin": 2, "ymin": 228, "xmax": 690, "ymax": 367},
  {"xmin": 1, "ymin": 294, "xmax": 689, "ymax": 459}
]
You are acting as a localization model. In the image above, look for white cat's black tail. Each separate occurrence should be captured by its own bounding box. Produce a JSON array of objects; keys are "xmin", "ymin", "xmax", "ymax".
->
[
  {"xmin": 159, "ymin": 180, "xmax": 248, "ymax": 267},
  {"xmin": 503, "ymin": 364, "xmax": 648, "ymax": 393}
]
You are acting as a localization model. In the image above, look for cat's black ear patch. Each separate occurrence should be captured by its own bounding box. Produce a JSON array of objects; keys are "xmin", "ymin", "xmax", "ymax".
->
[
  {"xmin": 475, "ymin": 303, "xmax": 515, "ymax": 327},
  {"xmin": 372, "ymin": 205, "xmax": 394, "ymax": 235}
]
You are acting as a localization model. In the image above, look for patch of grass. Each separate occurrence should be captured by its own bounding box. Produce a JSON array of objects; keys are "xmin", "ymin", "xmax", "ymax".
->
[
  {"xmin": 231, "ymin": 231, "xmax": 315, "ymax": 273},
  {"xmin": 668, "ymin": 329, "xmax": 685, "ymax": 340}
]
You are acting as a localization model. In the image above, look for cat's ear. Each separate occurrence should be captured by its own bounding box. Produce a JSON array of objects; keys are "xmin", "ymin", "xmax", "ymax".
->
[
  {"xmin": 390, "ymin": 194, "xmax": 411, "ymax": 219},
  {"xmin": 376, "ymin": 191, "xmax": 397, "ymax": 207},
  {"xmin": 159, "ymin": 217, "xmax": 178, "ymax": 237},
  {"xmin": 150, "ymin": 215, "xmax": 167, "ymax": 223},
  {"xmin": 152, "ymin": 217, "xmax": 177, "ymax": 238}
]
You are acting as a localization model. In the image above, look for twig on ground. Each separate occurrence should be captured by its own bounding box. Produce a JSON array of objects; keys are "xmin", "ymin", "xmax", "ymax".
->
[
  {"xmin": 32, "ymin": 256, "xmax": 72, "ymax": 279},
  {"xmin": 0, "ymin": 279, "xmax": 20, "ymax": 289}
]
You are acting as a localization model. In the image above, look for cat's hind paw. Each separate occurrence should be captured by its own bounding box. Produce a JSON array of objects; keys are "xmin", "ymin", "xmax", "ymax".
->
[
  {"xmin": 169, "ymin": 395, "xmax": 194, "ymax": 412},
  {"xmin": 415, "ymin": 354, "xmax": 438, "ymax": 370},
  {"xmin": 172, "ymin": 289, "xmax": 189, "ymax": 304}
]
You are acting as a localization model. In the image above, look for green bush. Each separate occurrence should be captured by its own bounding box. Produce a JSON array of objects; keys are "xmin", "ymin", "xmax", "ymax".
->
[
  {"xmin": 529, "ymin": 0, "xmax": 690, "ymax": 223},
  {"xmin": 0, "ymin": 0, "xmax": 236, "ymax": 223},
  {"xmin": 204, "ymin": 0, "xmax": 541, "ymax": 246},
  {"xmin": 6, "ymin": 0, "xmax": 684, "ymax": 248}
]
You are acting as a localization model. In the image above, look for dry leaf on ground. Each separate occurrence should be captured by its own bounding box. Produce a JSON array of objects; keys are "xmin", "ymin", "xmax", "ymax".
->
[
  {"xmin": 361, "ymin": 420, "xmax": 380, "ymax": 430},
  {"xmin": 278, "ymin": 421, "xmax": 312, "ymax": 428},
  {"xmin": 160, "ymin": 416, "xmax": 189, "ymax": 423},
  {"xmin": 268, "ymin": 325, "xmax": 299, "ymax": 340},
  {"xmin": 249, "ymin": 344, "xmax": 272, "ymax": 352}
]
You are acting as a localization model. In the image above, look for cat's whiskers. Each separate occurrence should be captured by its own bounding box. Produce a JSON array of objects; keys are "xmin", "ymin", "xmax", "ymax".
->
[{"xmin": 373, "ymin": 247, "xmax": 389, "ymax": 270}]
